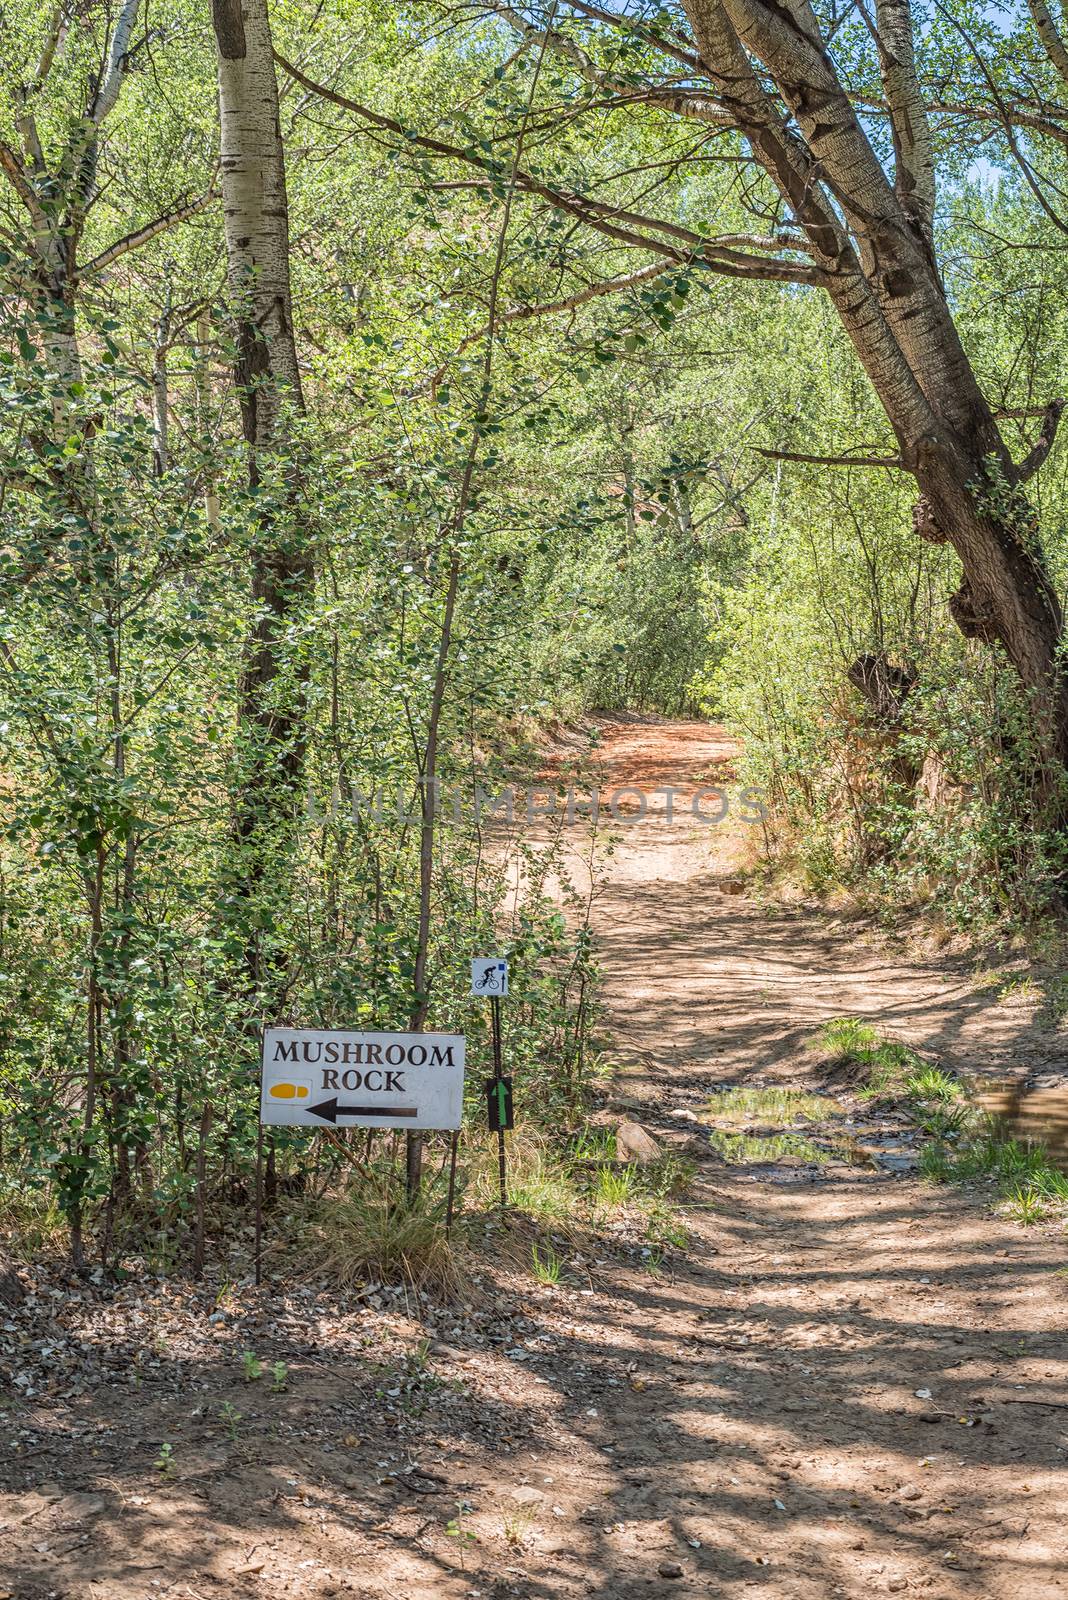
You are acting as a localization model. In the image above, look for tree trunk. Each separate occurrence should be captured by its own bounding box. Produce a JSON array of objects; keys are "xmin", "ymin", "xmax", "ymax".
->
[
  {"xmin": 212, "ymin": 0, "xmax": 311, "ymax": 993},
  {"xmin": 912, "ymin": 437, "xmax": 1068, "ymax": 773},
  {"xmin": 679, "ymin": 0, "xmax": 1068, "ymax": 779}
]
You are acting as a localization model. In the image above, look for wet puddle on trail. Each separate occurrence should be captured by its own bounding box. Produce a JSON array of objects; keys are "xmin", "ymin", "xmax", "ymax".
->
[
  {"xmin": 695, "ymin": 1079, "xmax": 1068, "ymax": 1182},
  {"xmin": 698, "ymin": 1084, "xmax": 919, "ymax": 1178},
  {"xmin": 974, "ymin": 1085, "xmax": 1068, "ymax": 1169}
]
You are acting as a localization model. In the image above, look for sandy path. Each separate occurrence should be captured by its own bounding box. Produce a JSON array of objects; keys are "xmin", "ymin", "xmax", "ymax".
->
[
  {"xmin": 554, "ymin": 715, "xmax": 1068, "ymax": 1090},
  {"xmin": 3, "ymin": 717, "xmax": 1066, "ymax": 1600},
  {"xmin": 511, "ymin": 715, "xmax": 1068, "ymax": 1598}
]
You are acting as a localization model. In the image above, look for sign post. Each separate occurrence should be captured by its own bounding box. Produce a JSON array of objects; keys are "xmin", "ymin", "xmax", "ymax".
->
[
  {"xmin": 471, "ymin": 959, "xmax": 511, "ymax": 1210},
  {"xmin": 257, "ymin": 1028, "xmax": 466, "ymax": 1264},
  {"xmin": 254, "ymin": 1119, "xmax": 264, "ymax": 1287}
]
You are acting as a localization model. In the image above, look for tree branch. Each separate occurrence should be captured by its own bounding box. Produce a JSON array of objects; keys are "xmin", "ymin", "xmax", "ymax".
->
[
  {"xmin": 420, "ymin": 260, "xmax": 675, "ymax": 394},
  {"xmin": 0, "ymin": 139, "xmax": 49, "ymax": 243},
  {"xmin": 1016, "ymin": 398, "xmax": 1066, "ymax": 481},
  {"xmin": 484, "ymin": 1, "xmax": 732, "ymax": 125},
  {"xmin": 934, "ymin": 0, "xmax": 1068, "ymax": 237},
  {"xmin": 755, "ymin": 446, "xmax": 906, "ymax": 469},
  {"xmin": 273, "ymin": 50, "xmax": 826, "ymax": 285},
  {"xmin": 78, "ymin": 189, "xmax": 220, "ymax": 277},
  {"xmin": 930, "ymin": 98, "xmax": 1068, "ymax": 148},
  {"xmin": 558, "ymin": 0, "xmax": 708, "ymax": 75}
]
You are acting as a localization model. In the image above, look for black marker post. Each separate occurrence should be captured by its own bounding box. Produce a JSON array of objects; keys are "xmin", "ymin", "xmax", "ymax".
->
[{"xmin": 471, "ymin": 958, "xmax": 511, "ymax": 1210}]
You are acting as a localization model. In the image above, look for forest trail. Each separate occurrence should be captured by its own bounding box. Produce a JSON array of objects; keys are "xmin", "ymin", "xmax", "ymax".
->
[
  {"xmin": 3, "ymin": 720, "xmax": 1068, "ymax": 1600},
  {"xmin": 555, "ymin": 713, "xmax": 1068, "ymax": 1094}
]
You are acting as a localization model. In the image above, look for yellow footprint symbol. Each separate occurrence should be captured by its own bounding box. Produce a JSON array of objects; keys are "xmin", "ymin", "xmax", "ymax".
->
[{"xmin": 269, "ymin": 1079, "xmax": 311, "ymax": 1101}]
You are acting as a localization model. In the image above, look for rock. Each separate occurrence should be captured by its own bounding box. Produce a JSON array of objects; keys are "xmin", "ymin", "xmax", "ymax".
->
[
  {"xmin": 616, "ymin": 1121, "xmax": 662, "ymax": 1164},
  {"xmin": 510, "ymin": 1485, "xmax": 546, "ymax": 1506},
  {"xmin": 58, "ymin": 1494, "xmax": 107, "ymax": 1520},
  {"xmin": 877, "ymin": 1154, "xmax": 920, "ymax": 1173},
  {"xmin": 657, "ymin": 1561, "xmax": 685, "ymax": 1579},
  {"xmin": 679, "ymin": 1135, "xmax": 708, "ymax": 1156},
  {"xmin": 888, "ymin": 1579, "xmax": 909, "ymax": 1592}
]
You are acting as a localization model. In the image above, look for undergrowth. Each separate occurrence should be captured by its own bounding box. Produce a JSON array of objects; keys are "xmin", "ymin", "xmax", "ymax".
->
[
  {"xmin": 317, "ymin": 1162, "xmax": 464, "ymax": 1296},
  {"xmin": 920, "ymin": 1128, "xmax": 1068, "ymax": 1224},
  {"xmin": 809, "ymin": 1016, "xmax": 924, "ymax": 1097},
  {"xmin": 316, "ymin": 1125, "xmax": 694, "ymax": 1295}
]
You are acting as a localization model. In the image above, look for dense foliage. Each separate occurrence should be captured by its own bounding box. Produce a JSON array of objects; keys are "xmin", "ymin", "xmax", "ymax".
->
[{"xmin": 1, "ymin": 0, "xmax": 1067, "ymax": 1266}]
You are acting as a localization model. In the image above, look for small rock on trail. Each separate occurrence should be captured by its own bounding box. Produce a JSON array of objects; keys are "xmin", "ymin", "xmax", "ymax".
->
[{"xmin": 615, "ymin": 1120, "xmax": 662, "ymax": 1162}]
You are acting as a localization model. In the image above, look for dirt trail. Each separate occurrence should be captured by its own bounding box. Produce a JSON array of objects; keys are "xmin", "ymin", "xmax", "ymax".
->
[
  {"xmin": 555, "ymin": 715, "xmax": 1068, "ymax": 1092},
  {"xmin": 2, "ymin": 717, "xmax": 1067, "ymax": 1600},
  {"xmin": 536, "ymin": 716, "xmax": 1068, "ymax": 1597}
]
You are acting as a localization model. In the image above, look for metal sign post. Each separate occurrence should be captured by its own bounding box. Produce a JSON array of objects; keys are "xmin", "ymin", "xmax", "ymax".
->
[{"xmin": 472, "ymin": 959, "xmax": 511, "ymax": 1210}]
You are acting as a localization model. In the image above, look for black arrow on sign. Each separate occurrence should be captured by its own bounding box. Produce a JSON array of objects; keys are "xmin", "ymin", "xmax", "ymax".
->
[{"xmin": 307, "ymin": 1097, "xmax": 418, "ymax": 1123}]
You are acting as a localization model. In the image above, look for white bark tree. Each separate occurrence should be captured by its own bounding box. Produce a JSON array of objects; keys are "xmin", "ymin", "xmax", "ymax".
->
[{"xmin": 211, "ymin": 0, "xmax": 312, "ymax": 995}]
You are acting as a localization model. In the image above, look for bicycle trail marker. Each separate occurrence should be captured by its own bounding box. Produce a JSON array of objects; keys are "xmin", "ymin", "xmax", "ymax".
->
[
  {"xmin": 471, "ymin": 957, "xmax": 511, "ymax": 1207},
  {"xmin": 470, "ymin": 957, "xmax": 508, "ymax": 996},
  {"xmin": 259, "ymin": 1028, "xmax": 465, "ymax": 1129}
]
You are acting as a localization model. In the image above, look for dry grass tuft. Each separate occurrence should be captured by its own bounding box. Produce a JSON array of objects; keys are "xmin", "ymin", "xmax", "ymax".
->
[{"xmin": 317, "ymin": 1169, "xmax": 465, "ymax": 1297}]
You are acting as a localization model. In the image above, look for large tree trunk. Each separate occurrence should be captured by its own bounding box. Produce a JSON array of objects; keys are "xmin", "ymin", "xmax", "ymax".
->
[
  {"xmin": 212, "ymin": 0, "xmax": 311, "ymax": 992},
  {"xmin": 913, "ymin": 434, "xmax": 1068, "ymax": 772},
  {"xmin": 680, "ymin": 0, "xmax": 1068, "ymax": 780}
]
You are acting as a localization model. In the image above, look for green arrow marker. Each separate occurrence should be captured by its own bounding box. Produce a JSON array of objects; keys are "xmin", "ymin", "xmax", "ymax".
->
[{"xmin": 496, "ymin": 1080, "xmax": 508, "ymax": 1124}]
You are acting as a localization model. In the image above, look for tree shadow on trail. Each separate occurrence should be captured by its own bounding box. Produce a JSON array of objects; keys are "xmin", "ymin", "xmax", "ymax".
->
[
  {"xmin": 595, "ymin": 875, "xmax": 1068, "ymax": 1089},
  {"xmin": 1, "ymin": 1166, "xmax": 1065, "ymax": 1600}
]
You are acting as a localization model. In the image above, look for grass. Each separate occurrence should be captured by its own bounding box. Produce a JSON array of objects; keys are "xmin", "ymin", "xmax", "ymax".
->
[
  {"xmin": 501, "ymin": 1506, "xmax": 537, "ymax": 1547},
  {"xmin": 810, "ymin": 1015, "xmax": 926, "ymax": 1099},
  {"xmin": 807, "ymin": 1015, "xmax": 1068, "ymax": 1228},
  {"xmin": 0, "ymin": 1191, "xmax": 69, "ymax": 1258},
  {"xmin": 638, "ymin": 1152, "xmax": 696, "ymax": 1199},
  {"xmin": 531, "ymin": 1242, "xmax": 563, "ymax": 1284},
  {"xmin": 707, "ymin": 1130, "xmax": 834, "ymax": 1165},
  {"xmin": 702, "ymin": 1086, "xmax": 834, "ymax": 1126},
  {"xmin": 571, "ymin": 1127, "xmax": 617, "ymax": 1161},
  {"xmin": 904, "ymin": 1064, "xmax": 963, "ymax": 1104},
  {"xmin": 593, "ymin": 1164, "xmax": 635, "ymax": 1209},
  {"xmin": 498, "ymin": 1133, "xmax": 695, "ymax": 1280},
  {"xmin": 920, "ymin": 1121, "xmax": 1068, "ymax": 1222},
  {"xmin": 469, "ymin": 1130, "xmax": 580, "ymax": 1225},
  {"xmin": 318, "ymin": 1125, "xmax": 696, "ymax": 1297},
  {"xmin": 318, "ymin": 1169, "xmax": 462, "ymax": 1294},
  {"xmin": 909, "ymin": 1064, "xmax": 1068, "ymax": 1224}
]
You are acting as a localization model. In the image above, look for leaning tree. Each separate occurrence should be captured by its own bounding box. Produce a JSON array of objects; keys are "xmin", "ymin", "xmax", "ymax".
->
[{"xmin": 281, "ymin": 0, "xmax": 1068, "ymax": 776}]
